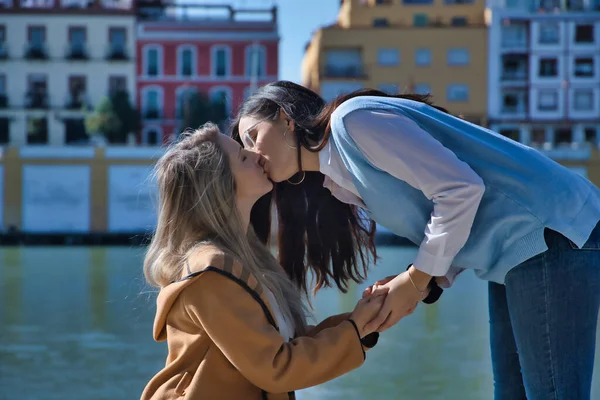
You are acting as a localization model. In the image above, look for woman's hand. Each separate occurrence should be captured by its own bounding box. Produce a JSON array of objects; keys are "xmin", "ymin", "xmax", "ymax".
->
[
  {"xmin": 363, "ymin": 270, "xmax": 429, "ymax": 333},
  {"xmin": 362, "ymin": 275, "xmax": 396, "ymax": 298},
  {"xmin": 349, "ymin": 294, "xmax": 387, "ymax": 338}
]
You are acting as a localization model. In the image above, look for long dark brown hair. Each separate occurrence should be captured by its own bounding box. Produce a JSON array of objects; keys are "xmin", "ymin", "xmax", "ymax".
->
[{"xmin": 230, "ymin": 81, "xmax": 447, "ymax": 295}]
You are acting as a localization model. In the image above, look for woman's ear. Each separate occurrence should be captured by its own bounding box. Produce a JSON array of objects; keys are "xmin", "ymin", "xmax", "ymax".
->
[{"xmin": 278, "ymin": 108, "xmax": 295, "ymax": 132}]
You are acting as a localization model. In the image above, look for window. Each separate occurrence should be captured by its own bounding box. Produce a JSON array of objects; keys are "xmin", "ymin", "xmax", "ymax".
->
[
  {"xmin": 209, "ymin": 86, "xmax": 232, "ymax": 116},
  {"xmin": 501, "ymin": 90, "xmax": 527, "ymax": 113},
  {"xmin": 108, "ymin": 27, "xmax": 127, "ymax": 59},
  {"xmin": 28, "ymin": 26, "xmax": 45, "ymax": 48},
  {"xmin": 143, "ymin": 87, "xmax": 162, "ymax": 119},
  {"xmin": 445, "ymin": 0, "xmax": 474, "ymax": 3},
  {"xmin": 0, "ymin": 74, "xmax": 5, "ymax": 95},
  {"xmin": 502, "ymin": 54, "xmax": 528, "ymax": 80},
  {"xmin": 414, "ymin": 83, "xmax": 431, "ymax": 95},
  {"xmin": 176, "ymin": 86, "xmax": 198, "ymax": 119},
  {"xmin": 27, "ymin": 74, "xmax": 47, "ymax": 109},
  {"xmin": 404, "ymin": 0, "xmax": 433, "ymax": 4},
  {"xmin": 212, "ymin": 46, "xmax": 230, "ymax": 78},
  {"xmin": 144, "ymin": 128, "xmax": 161, "ymax": 146},
  {"xmin": 555, "ymin": 128, "xmax": 572, "ymax": 145},
  {"xmin": 415, "ymin": 48, "xmax": 431, "ymax": 66},
  {"xmin": 584, "ymin": 127, "xmax": 597, "ymax": 145},
  {"xmin": 0, "ymin": 25, "xmax": 5, "ymax": 59},
  {"xmin": 538, "ymin": 90, "xmax": 558, "ymax": 110},
  {"xmin": 413, "ymin": 14, "xmax": 428, "ymax": 27},
  {"xmin": 447, "ymin": 48, "xmax": 469, "ymax": 66},
  {"xmin": 575, "ymin": 24, "xmax": 594, "ymax": 43},
  {"xmin": 574, "ymin": 58, "xmax": 594, "ymax": 77},
  {"xmin": 373, "ymin": 18, "xmax": 389, "ymax": 27},
  {"xmin": 68, "ymin": 26, "xmax": 86, "ymax": 59},
  {"xmin": 245, "ymin": 45, "xmax": 266, "ymax": 78},
  {"xmin": 531, "ymin": 128, "xmax": 546, "ymax": 146},
  {"xmin": 145, "ymin": 46, "xmax": 161, "ymax": 77},
  {"xmin": 67, "ymin": 76, "xmax": 86, "ymax": 109},
  {"xmin": 447, "ymin": 84, "xmax": 469, "ymax": 102},
  {"xmin": 108, "ymin": 76, "xmax": 126, "ymax": 96},
  {"xmin": 501, "ymin": 23, "xmax": 527, "ymax": 47},
  {"xmin": 539, "ymin": 58, "xmax": 558, "ymax": 77},
  {"xmin": 27, "ymin": 117, "xmax": 48, "ymax": 144},
  {"xmin": 378, "ymin": 83, "xmax": 398, "ymax": 94},
  {"xmin": 574, "ymin": 89, "xmax": 594, "ymax": 110},
  {"xmin": 375, "ymin": 0, "xmax": 393, "ymax": 4},
  {"xmin": 451, "ymin": 17, "xmax": 468, "ymax": 27},
  {"xmin": 377, "ymin": 48, "xmax": 399, "ymax": 66},
  {"xmin": 178, "ymin": 46, "xmax": 194, "ymax": 77},
  {"xmin": 0, "ymin": 117, "xmax": 8, "ymax": 144},
  {"xmin": 539, "ymin": 23, "xmax": 559, "ymax": 44},
  {"xmin": 325, "ymin": 49, "xmax": 364, "ymax": 77}
]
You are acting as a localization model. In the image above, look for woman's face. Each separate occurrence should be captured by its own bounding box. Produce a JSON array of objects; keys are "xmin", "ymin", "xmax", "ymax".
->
[
  {"xmin": 217, "ymin": 134, "xmax": 273, "ymax": 201},
  {"xmin": 237, "ymin": 112, "xmax": 298, "ymax": 183}
]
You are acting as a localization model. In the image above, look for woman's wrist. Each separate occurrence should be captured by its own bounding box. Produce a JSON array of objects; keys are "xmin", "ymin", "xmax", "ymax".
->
[{"xmin": 408, "ymin": 265, "xmax": 432, "ymax": 292}]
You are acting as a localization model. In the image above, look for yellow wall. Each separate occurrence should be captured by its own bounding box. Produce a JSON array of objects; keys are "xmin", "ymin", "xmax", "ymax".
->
[
  {"xmin": 0, "ymin": 147, "xmax": 159, "ymax": 232},
  {"xmin": 304, "ymin": 26, "xmax": 488, "ymax": 121},
  {"xmin": 339, "ymin": 0, "xmax": 486, "ymax": 28}
]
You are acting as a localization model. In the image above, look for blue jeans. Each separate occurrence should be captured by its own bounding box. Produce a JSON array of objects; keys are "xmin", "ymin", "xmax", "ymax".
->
[{"xmin": 489, "ymin": 222, "xmax": 600, "ymax": 400}]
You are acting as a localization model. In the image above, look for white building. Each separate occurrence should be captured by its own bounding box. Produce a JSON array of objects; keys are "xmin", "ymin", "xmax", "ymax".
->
[
  {"xmin": 0, "ymin": 0, "xmax": 136, "ymax": 146},
  {"xmin": 487, "ymin": 0, "xmax": 600, "ymax": 159}
]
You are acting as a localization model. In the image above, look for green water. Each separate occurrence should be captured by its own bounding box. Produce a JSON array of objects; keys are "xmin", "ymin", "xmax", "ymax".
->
[{"xmin": 0, "ymin": 247, "xmax": 598, "ymax": 400}]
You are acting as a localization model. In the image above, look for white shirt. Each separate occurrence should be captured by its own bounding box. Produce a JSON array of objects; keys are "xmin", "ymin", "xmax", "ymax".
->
[{"xmin": 319, "ymin": 109, "xmax": 485, "ymax": 286}]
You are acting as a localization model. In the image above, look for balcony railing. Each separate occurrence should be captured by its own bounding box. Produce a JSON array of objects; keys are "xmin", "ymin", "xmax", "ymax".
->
[
  {"xmin": 323, "ymin": 65, "xmax": 367, "ymax": 79},
  {"xmin": 65, "ymin": 43, "xmax": 88, "ymax": 60},
  {"xmin": 25, "ymin": 44, "xmax": 49, "ymax": 60},
  {"xmin": 502, "ymin": 70, "xmax": 527, "ymax": 80},
  {"xmin": 501, "ymin": 104, "xmax": 527, "ymax": 114},
  {"xmin": 65, "ymin": 93, "xmax": 90, "ymax": 110},
  {"xmin": 106, "ymin": 44, "xmax": 128, "ymax": 61},
  {"xmin": 26, "ymin": 92, "xmax": 49, "ymax": 109}
]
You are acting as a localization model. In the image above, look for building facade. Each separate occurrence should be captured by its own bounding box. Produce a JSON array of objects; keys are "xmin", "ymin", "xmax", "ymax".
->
[
  {"xmin": 486, "ymin": 0, "xmax": 600, "ymax": 179},
  {"xmin": 302, "ymin": 0, "xmax": 488, "ymax": 124},
  {"xmin": 135, "ymin": 2, "xmax": 279, "ymax": 145},
  {"xmin": 0, "ymin": 0, "xmax": 137, "ymax": 146}
]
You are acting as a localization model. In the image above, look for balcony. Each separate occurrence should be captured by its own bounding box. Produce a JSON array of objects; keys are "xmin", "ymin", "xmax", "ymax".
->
[
  {"xmin": 322, "ymin": 65, "xmax": 367, "ymax": 79},
  {"xmin": 501, "ymin": 91, "xmax": 528, "ymax": 115},
  {"xmin": 65, "ymin": 92, "xmax": 90, "ymax": 110},
  {"xmin": 501, "ymin": 55, "xmax": 528, "ymax": 81},
  {"xmin": 65, "ymin": 43, "xmax": 89, "ymax": 60},
  {"xmin": 24, "ymin": 44, "xmax": 49, "ymax": 60},
  {"xmin": 26, "ymin": 92, "xmax": 49, "ymax": 109},
  {"xmin": 106, "ymin": 44, "xmax": 128, "ymax": 61}
]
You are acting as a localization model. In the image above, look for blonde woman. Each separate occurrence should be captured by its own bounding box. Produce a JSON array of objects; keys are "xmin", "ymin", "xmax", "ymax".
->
[{"xmin": 140, "ymin": 123, "xmax": 385, "ymax": 400}]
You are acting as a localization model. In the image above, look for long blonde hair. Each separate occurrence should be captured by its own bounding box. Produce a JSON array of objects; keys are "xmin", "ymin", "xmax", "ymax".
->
[{"xmin": 144, "ymin": 123, "xmax": 307, "ymax": 333}]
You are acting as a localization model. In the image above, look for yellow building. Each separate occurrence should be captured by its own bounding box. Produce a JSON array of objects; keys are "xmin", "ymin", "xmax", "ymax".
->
[{"xmin": 302, "ymin": 0, "xmax": 488, "ymax": 125}]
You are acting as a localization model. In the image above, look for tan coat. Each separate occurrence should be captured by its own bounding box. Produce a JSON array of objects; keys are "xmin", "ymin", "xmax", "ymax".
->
[{"xmin": 140, "ymin": 245, "xmax": 377, "ymax": 400}]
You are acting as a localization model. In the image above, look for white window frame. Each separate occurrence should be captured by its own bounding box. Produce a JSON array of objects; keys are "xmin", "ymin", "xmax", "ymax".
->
[
  {"xmin": 141, "ymin": 85, "xmax": 163, "ymax": 119},
  {"xmin": 209, "ymin": 85, "xmax": 233, "ymax": 115},
  {"xmin": 377, "ymin": 48, "xmax": 400, "ymax": 66},
  {"xmin": 177, "ymin": 45, "xmax": 197, "ymax": 78},
  {"xmin": 245, "ymin": 44, "xmax": 266, "ymax": 78},
  {"xmin": 211, "ymin": 45, "xmax": 232, "ymax": 79},
  {"xmin": 143, "ymin": 44, "xmax": 163, "ymax": 78},
  {"xmin": 142, "ymin": 125, "xmax": 163, "ymax": 146},
  {"xmin": 447, "ymin": 48, "xmax": 470, "ymax": 66}
]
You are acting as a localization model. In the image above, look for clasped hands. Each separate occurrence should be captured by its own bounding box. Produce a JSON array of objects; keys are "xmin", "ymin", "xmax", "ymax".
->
[{"xmin": 360, "ymin": 266, "xmax": 432, "ymax": 334}]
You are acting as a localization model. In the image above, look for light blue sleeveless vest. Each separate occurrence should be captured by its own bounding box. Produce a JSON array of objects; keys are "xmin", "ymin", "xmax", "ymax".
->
[{"xmin": 329, "ymin": 96, "xmax": 600, "ymax": 283}]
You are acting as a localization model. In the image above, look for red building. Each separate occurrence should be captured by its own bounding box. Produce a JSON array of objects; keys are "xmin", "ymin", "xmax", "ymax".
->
[{"xmin": 135, "ymin": 2, "xmax": 279, "ymax": 145}]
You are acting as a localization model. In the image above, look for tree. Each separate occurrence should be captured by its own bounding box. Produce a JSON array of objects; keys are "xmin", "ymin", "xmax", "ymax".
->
[{"xmin": 85, "ymin": 90, "xmax": 140, "ymax": 144}]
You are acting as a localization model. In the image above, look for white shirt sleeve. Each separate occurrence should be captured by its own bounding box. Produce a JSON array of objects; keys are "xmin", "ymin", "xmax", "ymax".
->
[{"xmin": 341, "ymin": 109, "xmax": 485, "ymax": 277}]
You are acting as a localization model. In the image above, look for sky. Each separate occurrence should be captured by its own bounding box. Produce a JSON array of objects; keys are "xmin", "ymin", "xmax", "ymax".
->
[{"xmin": 187, "ymin": 0, "xmax": 341, "ymax": 83}]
